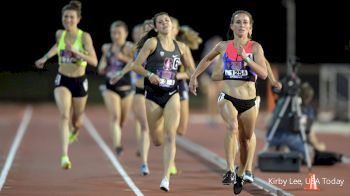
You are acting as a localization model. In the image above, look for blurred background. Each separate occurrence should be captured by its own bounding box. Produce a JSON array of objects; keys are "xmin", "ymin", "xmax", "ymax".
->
[{"xmin": 1, "ymin": 0, "xmax": 349, "ymax": 122}]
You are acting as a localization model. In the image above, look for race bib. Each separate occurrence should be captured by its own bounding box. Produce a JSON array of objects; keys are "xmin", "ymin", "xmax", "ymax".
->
[
  {"xmin": 224, "ymin": 69, "xmax": 248, "ymax": 78},
  {"xmin": 157, "ymin": 70, "xmax": 175, "ymax": 88},
  {"xmin": 106, "ymin": 59, "xmax": 124, "ymax": 78},
  {"xmin": 60, "ymin": 50, "xmax": 77, "ymax": 64}
]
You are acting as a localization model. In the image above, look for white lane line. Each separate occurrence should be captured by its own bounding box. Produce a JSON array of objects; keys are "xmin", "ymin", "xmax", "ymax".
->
[
  {"xmin": 83, "ymin": 115, "xmax": 143, "ymax": 196},
  {"xmin": 313, "ymin": 122, "xmax": 350, "ymax": 135},
  {"xmin": 0, "ymin": 106, "xmax": 33, "ymax": 191},
  {"xmin": 176, "ymin": 136, "xmax": 293, "ymax": 196}
]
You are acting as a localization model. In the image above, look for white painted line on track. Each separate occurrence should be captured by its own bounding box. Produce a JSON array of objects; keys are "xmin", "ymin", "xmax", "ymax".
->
[
  {"xmin": 176, "ymin": 136, "xmax": 293, "ymax": 196},
  {"xmin": 83, "ymin": 114, "xmax": 143, "ymax": 196},
  {"xmin": 0, "ymin": 106, "xmax": 33, "ymax": 191}
]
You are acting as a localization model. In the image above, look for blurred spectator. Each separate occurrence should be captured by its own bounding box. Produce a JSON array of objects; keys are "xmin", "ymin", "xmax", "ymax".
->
[
  {"xmin": 267, "ymin": 82, "xmax": 326, "ymax": 159},
  {"xmin": 199, "ymin": 35, "xmax": 224, "ymax": 126}
]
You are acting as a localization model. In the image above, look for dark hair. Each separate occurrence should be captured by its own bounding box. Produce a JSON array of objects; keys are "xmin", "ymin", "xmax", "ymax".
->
[
  {"xmin": 136, "ymin": 12, "xmax": 169, "ymax": 50},
  {"xmin": 110, "ymin": 20, "xmax": 129, "ymax": 33},
  {"xmin": 152, "ymin": 12, "xmax": 169, "ymax": 27},
  {"xmin": 62, "ymin": 0, "xmax": 82, "ymax": 17},
  {"xmin": 226, "ymin": 10, "xmax": 254, "ymax": 40}
]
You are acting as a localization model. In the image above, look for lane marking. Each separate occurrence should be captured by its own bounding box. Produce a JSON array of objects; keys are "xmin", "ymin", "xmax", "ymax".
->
[
  {"xmin": 83, "ymin": 115, "xmax": 143, "ymax": 196},
  {"xmin": 0, "ymin": 106, "xmax": 33, "ymax": 191},
  {"xmin": 176, "ymin": 136, "xmax": 293, "ymax": 196}
]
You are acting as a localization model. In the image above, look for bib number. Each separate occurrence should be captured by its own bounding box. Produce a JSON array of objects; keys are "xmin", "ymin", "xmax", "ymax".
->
[
  {"xmin": 60, "ymin": 50, "xmax": 78, "ymax": 64},
  {"xmin": 157, "ymin": 70, "xmax": 175, "ymax": 88},
  {"xmin": 224, "ymin": 70, "xmax": 248, "ymax": 77}
]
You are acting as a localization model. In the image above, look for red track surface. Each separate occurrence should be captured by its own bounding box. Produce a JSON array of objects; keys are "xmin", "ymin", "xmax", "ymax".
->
[{"xmin": 0, "ymin": 104, "xmax": 349, "ymax": 195}]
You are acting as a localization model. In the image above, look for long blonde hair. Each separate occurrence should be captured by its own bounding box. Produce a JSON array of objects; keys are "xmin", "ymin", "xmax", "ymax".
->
[
  {"xmin": 177, "ymin": 26, "xmax": 203, "ymax": 50},
  {"xmin": 171, "ymin": 17, "xmax": 203, "ymax": 50}
]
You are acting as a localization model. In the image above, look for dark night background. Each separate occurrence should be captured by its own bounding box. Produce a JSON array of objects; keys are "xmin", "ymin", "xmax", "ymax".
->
[{"xmin": 2, "ymin": 0, "xmax": 349, "ymax": 72}]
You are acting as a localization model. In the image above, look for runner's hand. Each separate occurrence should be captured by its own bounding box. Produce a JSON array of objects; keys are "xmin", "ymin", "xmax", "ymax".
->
[{"xmin": 189, "ymin": 75, "xmax": 198, "ymax": 96}]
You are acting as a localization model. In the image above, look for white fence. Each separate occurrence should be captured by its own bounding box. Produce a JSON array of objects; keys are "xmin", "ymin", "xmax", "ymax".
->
[{"xmin": 319, "ymin": 64, "xmax": 350, "ymax": 122}]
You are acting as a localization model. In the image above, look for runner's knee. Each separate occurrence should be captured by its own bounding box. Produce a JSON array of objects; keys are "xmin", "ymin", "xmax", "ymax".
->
[{"xmin": 226, "ymin": 120, "xmax": 239, "ymax": 133}]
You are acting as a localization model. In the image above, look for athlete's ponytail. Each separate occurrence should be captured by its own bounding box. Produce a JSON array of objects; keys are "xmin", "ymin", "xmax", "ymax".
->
[{"xmin": 136, "ymin": 29, "xmax": 157, "ymax": 50}]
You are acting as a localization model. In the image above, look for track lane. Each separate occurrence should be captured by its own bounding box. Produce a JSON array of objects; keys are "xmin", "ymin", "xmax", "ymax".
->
[
  {"xmin": 1, "ymin": 104, "xmax": 349, "ymax": 195},
  {"xmin": 1, "ymin": 105, "xmax": 133, "ymax": 195},
  {"xmin": 85, "ymin": 105, "xmax": 251, "ymax": 195}
]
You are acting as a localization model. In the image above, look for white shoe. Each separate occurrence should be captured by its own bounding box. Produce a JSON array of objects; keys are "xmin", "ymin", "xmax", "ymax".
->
[
  {"xmin": 243, "ymin": 171, "xmax": 254, "ymax": 183},
  {"xmin": 236, "ymin": 166, "xmax": 254, "ymax": 183},
  {"xmin": 160, "ymin": 177, "xmax": 169, "ymax": 192},
  {"xmin": 140, "ymin": 164, "xmax": 150, "ymax": 176}
]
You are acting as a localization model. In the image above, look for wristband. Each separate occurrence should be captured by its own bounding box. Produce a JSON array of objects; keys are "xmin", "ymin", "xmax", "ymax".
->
[
  {"xmin": 44, "ymin": 54, "xmax": 49, "ymax": 60},
  {"xmin": 114, "ymin": 71, "xmax": 124, "ymax": 78},
  {"xmin": 147, "ymin": 71, "xmax": 154, "ymax": 79},
  {"xmin": 243, "ymin": 56, "xmax": 251, "ymax": 63}
]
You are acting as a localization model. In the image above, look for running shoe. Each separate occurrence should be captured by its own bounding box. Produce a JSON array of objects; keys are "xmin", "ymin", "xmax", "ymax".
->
[
  {"xmin": 115, "ymin": 146, "xmax": 124, "ymax": 156},
  {"xmin": 69, "ymin": 131, "xmax": 79, "ymax": 144},
  {"xmin": 233, "ymin": 174, "xmax": 244, "ymax": 194},
  {"xmin": 243, "ymin": 170, "xmax": 254, "ymax": 183},
  {"xmin": 160, "ymin": 177, "xmax": 169, "ymax": 192},
  {"xmin": 61, "ymin": 155, "xmax": 72, "ymax": 170},
  {"xmin": 140, "ymin": 164, "xmax": 150, "ymax": 176},
  {"xmin": 222, "ymin": 170, "xmax": 234, "ymax": 185},
  {"xmin": 236, "ymin": 166, "xmax": 254, "ymax": 183},
  {"xmin": 170, "ymin": 165, "xmax": 177, "ymax": 175}
]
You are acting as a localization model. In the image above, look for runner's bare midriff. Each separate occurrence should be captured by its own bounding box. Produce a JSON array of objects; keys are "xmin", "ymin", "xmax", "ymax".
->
[
  {"xmin": 59, "ymin": 64, "xmax": 86, "ymax": 77},
  {"xmin": 222, "ymin": 80, "xmax": 256, "ymax": 100}
]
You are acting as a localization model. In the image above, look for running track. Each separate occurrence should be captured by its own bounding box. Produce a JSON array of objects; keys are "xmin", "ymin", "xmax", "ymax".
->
[{"xmin": 0, "ymin": 104, "xmax": 349, "ymax": 195}]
